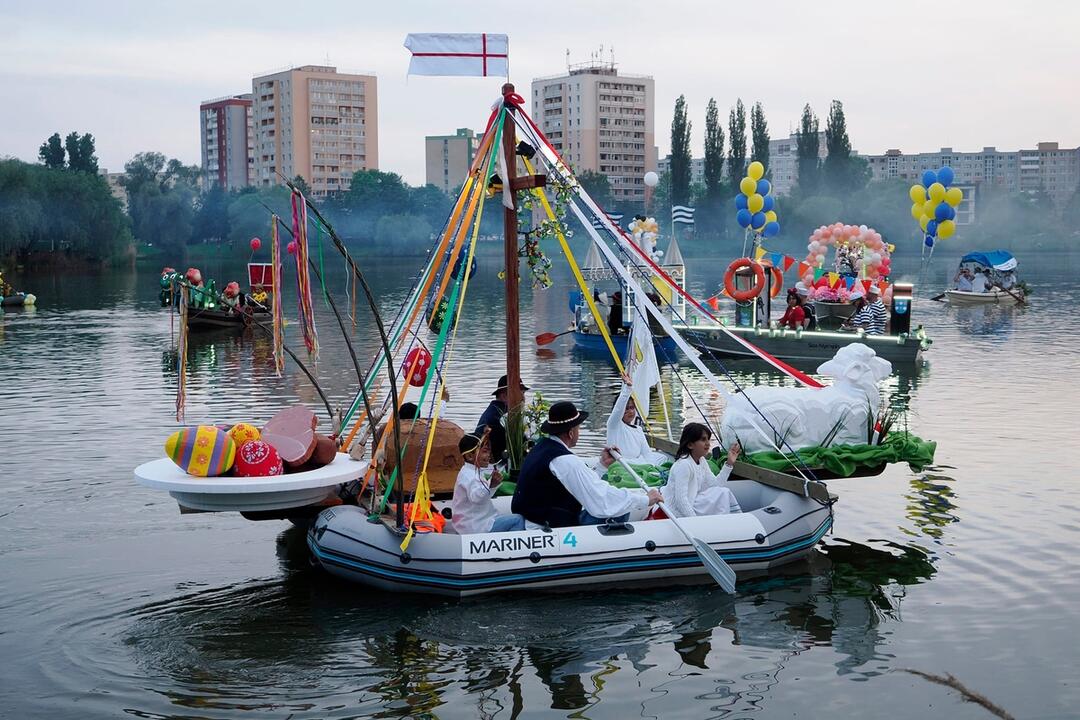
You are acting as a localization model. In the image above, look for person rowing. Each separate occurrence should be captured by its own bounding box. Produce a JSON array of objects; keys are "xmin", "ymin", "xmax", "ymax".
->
[{"xmin": 511, "ymin": 400, "xmax": 662, "ymax": 528}]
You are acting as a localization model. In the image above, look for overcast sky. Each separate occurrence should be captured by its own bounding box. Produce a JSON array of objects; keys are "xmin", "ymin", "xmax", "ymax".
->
[{"xmin": 3, "ymin": 1, "xmax": 1078, "ymax": 185}]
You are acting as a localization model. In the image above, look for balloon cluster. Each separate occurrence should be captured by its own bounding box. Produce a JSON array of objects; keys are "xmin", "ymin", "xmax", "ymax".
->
[
  {"xmin": 803, "ymin": 223, "xmax": 891, "ymax": 282},
  {"xmin": 628, "ymin": 216, "xmax": 662, "ymax": 260},
  {"xmin": 909, "ymin": 166, "xmax": 963, "ymax": 248},
  {"xmin": 734, "ymin": 161, "xmax": 780, "ymax": 238}
]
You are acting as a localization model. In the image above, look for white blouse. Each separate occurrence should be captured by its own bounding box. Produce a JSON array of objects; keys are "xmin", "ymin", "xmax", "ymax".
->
[
  {"xmin": 605, "ymin": 384, "xmax": 668, "ymax": 465},
  {"xmin": 664, "ymin": 455, "xmax": 738, "ymax": 518},
  {"xmin": 451, "ymin": 462, "xmax": 499, "ymax": 534}
]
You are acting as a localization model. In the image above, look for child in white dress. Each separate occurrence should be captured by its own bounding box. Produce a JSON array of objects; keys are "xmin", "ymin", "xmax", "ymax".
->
[{"xmin": 664, "ymin": 422, "xmax": 742, "ymax": 518}]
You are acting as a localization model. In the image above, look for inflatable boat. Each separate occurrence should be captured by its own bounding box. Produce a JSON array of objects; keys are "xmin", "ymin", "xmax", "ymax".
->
[
  {"xmin": 0, "ymin": 292, "xmax": 36, "ymax": 308},
  {"xmin": 308, "ymin": 480, "xmax": 834, "ymax": 597}
]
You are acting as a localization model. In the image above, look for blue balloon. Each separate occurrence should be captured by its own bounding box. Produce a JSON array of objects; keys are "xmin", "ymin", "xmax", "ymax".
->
[
  {"xmin": 756, "ymin": 179, "xmax": 771, "ymax": 196},
  {"xmin": 735, "ymin": 194, "xmax": 748, "ymax": 210},
  {"xmin": 946, "ymin": 205, "xmax": 956, "ymax": 221},
  {"xmin": 763, "ymin": 221, "xmax": 780, "ymax": 237},
  {"xmin": 926, "ymin": 219, "xmax": 939, "ymax": 237},
  {"xmin": 921, "ymin": 169, "xmax": 937, "ymax": 187},
  {"xmin": 762, "ymin": 194, "xmax": 775, "ymax": 212},
  {"xmin": 751, "ymin": 211, "xmax": 767, "ymax": 229},
  {"xmin": 934, "ymin": 202, "xmax": 951, "ymax": 222},
  {"xmin": 736, "ymin": 208, "xmax": 752, "ymax": 227},
  {"xmin": 938, "ymin": 166, "xmax": 954, "ymax": 187},
  {"xmin": 924, "ymin": 236, "xmax": 935, "ymax": 248}
]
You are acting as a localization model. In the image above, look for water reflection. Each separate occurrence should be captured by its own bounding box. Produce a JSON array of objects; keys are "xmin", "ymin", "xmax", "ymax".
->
[
  {"xmin": 950, "ymin": 304, "xmax": 1021, "ymax": 337},
  {"xmin": 903, "ymin": 471, "xmax": 960, "ymax": 542}
]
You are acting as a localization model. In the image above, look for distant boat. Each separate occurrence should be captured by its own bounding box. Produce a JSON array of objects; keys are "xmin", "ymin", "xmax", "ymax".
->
[
  {"xmin": 945, "ymin": 250, "xmax": 1024, "ymax": 306},
  {"xmin": 0, "ymin": 292, "xmax": 36, "ymax": 308}
]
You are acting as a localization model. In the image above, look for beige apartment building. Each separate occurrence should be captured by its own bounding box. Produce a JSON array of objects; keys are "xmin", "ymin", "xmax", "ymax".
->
[
  {"xmin": 531, "ymin": 61, "xmax": 657, "ymax": 205},
  {"xmin": 425, "ymin": 128, "xmax": 479, "ymax": 194},
  {"xmin": 251, "ymin": 65, "xmax": 378, "ymax": 196}
]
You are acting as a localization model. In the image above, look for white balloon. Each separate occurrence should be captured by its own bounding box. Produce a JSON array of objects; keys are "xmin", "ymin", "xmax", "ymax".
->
[{"xmin": 644, "ymin": 171, "xmax": 659, "ymax": 187}]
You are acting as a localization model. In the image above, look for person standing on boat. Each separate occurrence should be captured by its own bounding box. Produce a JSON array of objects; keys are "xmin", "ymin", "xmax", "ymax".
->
[
  {"xmin": 476, "ymin": 374, "xmax": 527, "ymax": 465},
  {"xmin": 778, "ymin": 290, "xmax": 806, "ymax": 330},
  {"xmin": 664, "ymin": 423, "xmax": 742, "ymax": 517},
  {"xmin": 606, "ymin": 372, "xmax": 668, "ymax": 465},
  {"xmin": 512, "ymin": 401, "xmax": 663, "ymax": 528},
  {"xmin": 607, "ymin": 291, "xmax": 625, "ymax": 336},
  {"xmin": 451, "ymin": 433, "xmax": 525, "ymax": 534}
]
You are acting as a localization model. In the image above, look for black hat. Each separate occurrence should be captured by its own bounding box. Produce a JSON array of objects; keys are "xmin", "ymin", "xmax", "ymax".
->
[
  {"xmin": 397, "ymin": 402, "xmax": 420, "ymax": 419},
  {"xmin": 458, "ymin": 433, "xmax": 482, "ymax": 456},
  {"xmin": 492, "ymin": 374, "xmax": 529, "ymax": 395},
  {"xmin": 540, "ymin": 401, "xmax": 589, "ymax": 434}
]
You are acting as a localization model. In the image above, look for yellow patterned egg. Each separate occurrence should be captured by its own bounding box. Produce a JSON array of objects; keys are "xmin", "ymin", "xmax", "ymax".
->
[
  {"xmin": 164, "ymin": 426, "xmax": 237, "ymax": 477},
  {"xmin": 228, "ymin": 422, "xmax": 261, "ymax": 447}
]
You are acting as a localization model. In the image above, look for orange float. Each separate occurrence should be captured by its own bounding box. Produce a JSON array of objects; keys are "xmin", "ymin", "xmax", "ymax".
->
[
  {"xmin": 723, "ymin": 258, "xmax": 766, "ymax": 302},
  {"xmin": 768, "ymin": 266, "xmax": 784, "ymax": 298}
]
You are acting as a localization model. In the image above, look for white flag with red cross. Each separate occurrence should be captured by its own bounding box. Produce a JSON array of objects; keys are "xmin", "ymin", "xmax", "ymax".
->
[{"xmin": 404, "ymin": 33, "xmax": 509, "ymax": 77}]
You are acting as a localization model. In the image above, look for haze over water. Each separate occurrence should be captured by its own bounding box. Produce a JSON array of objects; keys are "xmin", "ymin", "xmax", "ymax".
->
[{"xmin": 1, "ymin": 247, "xmax": 1078, "ymax": 718}]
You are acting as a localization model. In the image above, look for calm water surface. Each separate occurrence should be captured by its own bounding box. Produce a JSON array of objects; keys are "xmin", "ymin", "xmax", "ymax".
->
[{"xmin": 1, "ymin": 245, "xmax": 1078, "ymax": 719}]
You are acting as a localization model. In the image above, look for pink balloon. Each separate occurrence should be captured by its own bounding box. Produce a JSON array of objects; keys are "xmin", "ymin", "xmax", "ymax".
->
[{"xmin": 287, "ymin": 240, "xmax": 298, "ymax": 255}]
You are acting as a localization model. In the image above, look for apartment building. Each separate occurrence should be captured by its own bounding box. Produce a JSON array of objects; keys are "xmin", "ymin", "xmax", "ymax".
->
[
  {"xmin": 199, "ymin": 94, "xmax": 253, "ymax": 190},
  {"xmin": 531, "ymin": 61, "xmax": 657, "ymax": 205},
  {"xmin": 425, "ymin": 128, "xmax": 479, "ymax": 194},
  {"xmin": 250, "ymin": 65, "xmax": 378, "ymax": 196}
]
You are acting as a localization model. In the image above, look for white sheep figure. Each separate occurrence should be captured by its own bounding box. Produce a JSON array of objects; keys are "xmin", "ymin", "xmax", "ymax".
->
[{"xmin": 719, "ymin": 343, "xmax": 893, "ymax": 454}]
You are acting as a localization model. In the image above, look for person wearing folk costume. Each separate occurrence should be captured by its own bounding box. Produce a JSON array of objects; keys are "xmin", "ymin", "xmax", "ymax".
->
[
  {"xmin": 512, "ymin": 401, "xmax": 663, "ymax": 528},
  {"xmin": 664, "ymin": 423, "xmax": 742, "ymax": 518},
  {"xmin": 606, "ymin": 371, "xmax": 668, "ymax": 465},
  {"xmin": 451, "ymin": 433, "xmax": 525, "ymax": 534},
  {"xmin": 843, "ymin": 286, "xmax": 887, "ymax": 336},
  {"xmin": 475, "ymin": 374, "xmax": 527, "ymax": 464}
]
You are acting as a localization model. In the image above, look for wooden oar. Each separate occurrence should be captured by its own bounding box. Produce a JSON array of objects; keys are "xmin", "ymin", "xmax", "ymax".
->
[
  {"xmin": 930, "ymin": 292, "xmax": 947, "ymax": 302},
  {"xmin": 535, "ymin": 329, "xmax": 574, "ymax": 345},
  {"xmin": 610, "ymin": 450, "xmax": 737, "ymax": 594},
  {"xmin": 999, "ymin": 286, "xmax": 1027, "ymax": 306}
]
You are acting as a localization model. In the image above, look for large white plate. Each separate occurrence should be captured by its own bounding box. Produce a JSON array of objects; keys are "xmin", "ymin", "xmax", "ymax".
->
[{"xmin": 134, "ymin": 453, "xmax": 368, "ymax": 512}]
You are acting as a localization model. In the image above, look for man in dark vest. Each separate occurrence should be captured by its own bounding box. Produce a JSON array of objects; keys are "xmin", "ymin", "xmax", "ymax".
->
[
  {"xmin": 512, "ymin": 401, "xmax": 662, "ymax": 528},
  {"xmin": 475, "ymin": 374, "xmax": 528, "ymax": 465}
]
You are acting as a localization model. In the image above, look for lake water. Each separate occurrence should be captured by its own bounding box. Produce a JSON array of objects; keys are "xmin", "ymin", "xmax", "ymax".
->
[{"xmin": 1, "ymin": 244, "xmax": 1078, "ymax": 719}]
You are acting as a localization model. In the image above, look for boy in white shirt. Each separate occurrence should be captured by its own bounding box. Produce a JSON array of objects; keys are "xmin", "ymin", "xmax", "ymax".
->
[{"xmin": 451, "ymin": 433, "xmax": 525, "ymax": 534}]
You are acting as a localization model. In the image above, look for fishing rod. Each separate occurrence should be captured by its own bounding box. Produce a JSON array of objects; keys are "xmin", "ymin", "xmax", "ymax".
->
[{"xmin": 277, "ymin": 174, "xmax": 407, "ymax": 530}]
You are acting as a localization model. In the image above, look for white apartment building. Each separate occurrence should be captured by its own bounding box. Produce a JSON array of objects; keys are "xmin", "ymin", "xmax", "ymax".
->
[
  {"xmin": 199, "ymin": 94, "xmax": 253, "ymax": 190},
  {"xmin": 251, "ymin": 65, "xmax": 378, "ymax": 196},
  {"xmin": 531, "ymin": 61, "xmax": 657, "ymax": 205}
]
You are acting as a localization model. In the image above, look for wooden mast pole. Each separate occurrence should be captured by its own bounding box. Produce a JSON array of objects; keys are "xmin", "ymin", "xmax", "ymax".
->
[{"xmin": 501, "ymin": 83, "xmax": 523, "ymax": 421}]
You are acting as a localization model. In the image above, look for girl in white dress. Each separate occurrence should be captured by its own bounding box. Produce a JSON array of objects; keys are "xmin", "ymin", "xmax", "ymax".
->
[{"xmin": 664, "ymin": 423, "xmax": 742, "ymax": 518}]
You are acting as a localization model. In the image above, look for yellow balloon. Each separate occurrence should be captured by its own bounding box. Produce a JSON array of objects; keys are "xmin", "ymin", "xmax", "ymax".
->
[
  {"xmin": 747, "ymin": 161, "xmax": 765, "ymax": 181},
  {"xmin": 919, "ymin": 214, "xmax": 930, "ymax": 231},
  {"xmin": 739, "ymin": 177, "xmax": 757, "ymax": 196},
  {"xmin": 928, "ymin": 182, "xmax": 946, "ymax": 203},
  {"xmin": 748, "ymin": 193, "xmax": 764, "ymax": 213},
  {"xmin": 911, "ymin": 203, "xmax": 923, "ymax": 220},
  {"xmin": 945, "ymin": 186, "xmax": 963, "ymax": 207},
  {"xmin": 938, "ymin": 219, "xmax": 956, "ymax": 239},
  {"xmin": 909, "ymin": 185, "xmax": 925, "ymax": 204},
  {"xmin": 923, "ymin": 199, "xmax": 936, "ymax": 218},
  {"xmin": 765, "ymin": 210, "xmax": 778, "ymax": 224}
]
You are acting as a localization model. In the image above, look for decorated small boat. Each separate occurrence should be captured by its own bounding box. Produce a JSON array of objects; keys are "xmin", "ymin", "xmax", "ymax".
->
[
  {"xmin": 945, "ymin": 251, "xmax": 1024, "ymax": 306},
  {"xmin": 0, "ymin": 292, "xmax": 36, "ymax": 308}
]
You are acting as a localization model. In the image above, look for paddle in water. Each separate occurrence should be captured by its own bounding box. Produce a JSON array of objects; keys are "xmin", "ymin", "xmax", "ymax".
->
[
  {"xmin": 535, "ymin": 329, "xmax": 575, "ymax": 346},
  {"xmin": 610, "ymin": 449, "xmax": 737, "ymax": 594}
]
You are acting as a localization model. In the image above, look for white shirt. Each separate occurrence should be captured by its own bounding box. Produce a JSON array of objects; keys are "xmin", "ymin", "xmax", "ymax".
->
[
  {"xmin": 955, "ymin": 274, "xmax": 973, "ymax": 292},
  {"xmin": 971, "ymin": 274, "xmax": 988, "ymax": 293},
  {"xmin": 451, "ymin": 462, "xmax": 498, "ymax": 534},
  {"xmin": 664, "ymin": 455, "xmax": 735, "ymax": 518},
  {"xmin": 546, "ymin": 436, "xmax": 649, "ymax": 521},
  {"xmin": 606, "ymin": 384, "xmax": 669, "ymax": 465}
]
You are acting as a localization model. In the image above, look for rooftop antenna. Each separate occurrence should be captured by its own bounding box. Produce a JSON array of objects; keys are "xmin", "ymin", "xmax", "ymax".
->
[{"xmin": 566, "ymin": 48, "xmax": 570, "ymax": 72}]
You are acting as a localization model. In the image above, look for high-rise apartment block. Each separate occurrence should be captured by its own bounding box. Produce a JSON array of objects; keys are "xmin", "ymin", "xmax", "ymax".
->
[
  {"xmin": 251, "ymin": 65, "xmax": 378, "ymax": 196},
  {"xmin": 199, "ymin": 94, "xmax": 254, "ymax": 190},
  {"xmin": 531, "ymin": 61, "xmax": 657, "ymax": 205},
  {"xmin": 425, "ymin": 128, "xmax": 479, "ymax": 194},
  {"xmin": 866, "ymin": 142, "xmax": 1080, "ymax": 207}
]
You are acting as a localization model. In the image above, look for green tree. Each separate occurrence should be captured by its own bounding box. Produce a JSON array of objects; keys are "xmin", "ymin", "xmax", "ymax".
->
[
  {"xmin": 192, "ymin": 184, "xmax": 231, "ymax": 242},
  {"xmin": 64, "ymin": 132, "xmax": 99, "ymax": 174},
  {"xmin": 291, "ymin": 174, "xmax": 312, "ymax": 197},
  {"xmin": 727, "ymin": 99, "xmax": 747, "ymax": 191},
  {"xmin": 702, "ymin": 98, "xmax": 726, "ymax": 234},
  {"xmin": 1064, "ymin": 184, "xmax": 1080, "ymax": 232},
  {"xmin": 577, "ymin": 169, "xmax": 612, "ymax": 209},
  {"xmin": 794, "ymin": 104, "xmax": 821, "ymax": 196},
  {"xmin": 669, "ymin": 95, "xmax": 692, "ymax": 207},
  {"xmin": 824, "ymin": 100, "xmax": 864, "ymax": 193},
  {"xmin": 38, "ymin": 133, "xmax": 65, "ymax": 169},
  {"xmin": 120, "ymin": 151, "xmax": 197, "ymax": 255},
  {"xmin": 750, "ymin": 102, "xmax": 770, "ymax": 174}
]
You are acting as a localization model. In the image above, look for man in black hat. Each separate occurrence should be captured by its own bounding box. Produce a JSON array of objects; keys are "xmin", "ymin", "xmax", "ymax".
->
[
  {"xmin": 512, "ymin": 400, "xmax": 663, "ymax": 528},
  {"xmin": 475, "ymin": 374, "xmax": 528, "ymax": 464}
]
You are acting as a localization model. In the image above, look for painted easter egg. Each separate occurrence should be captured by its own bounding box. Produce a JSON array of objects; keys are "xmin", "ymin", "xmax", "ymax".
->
[
  {"xmin": 165, "ymin": 425, "xmax": 236, "ymax": 477},
  {"xmin": 233, "ymin": 440, "xmax": 284, "ymax": 477},
  {"xmin": 228, "ymin": 422, "xmax": 261, "ymax": 446}
]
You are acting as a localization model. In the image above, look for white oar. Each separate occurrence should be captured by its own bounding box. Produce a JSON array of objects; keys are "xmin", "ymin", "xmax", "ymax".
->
[{"xmin": 610, "ymin": 450, "xmax": 737, "ymax": 594}]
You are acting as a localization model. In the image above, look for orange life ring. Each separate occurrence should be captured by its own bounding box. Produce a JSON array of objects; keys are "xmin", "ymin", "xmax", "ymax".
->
[
  {"xmin": 724, "ymin": 258, "xmax": 766, "ymax": 302},
  {"xmin": 768, "ymin": 266, "xmax": 784, "ymax": 298}
]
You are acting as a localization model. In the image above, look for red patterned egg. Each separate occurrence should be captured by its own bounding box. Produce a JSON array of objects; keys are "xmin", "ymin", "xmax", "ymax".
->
[{"xmin": 233, "ymin": 440, "xmax": 284, "ymax": 477}]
